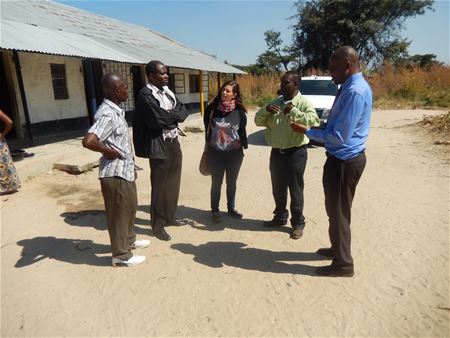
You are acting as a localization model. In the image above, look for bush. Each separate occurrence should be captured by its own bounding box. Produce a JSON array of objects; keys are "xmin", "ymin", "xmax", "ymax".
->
[
  {"xmin": 209, "ymin": 73, "xmax": 280, "ymax": 108},
  {"xmin": 207, "ymin": 63, "xmax": 450, "ymax": 110},
  {"xmin": 369, "ymin": 63, "xmax": 450, "ymax": 108}
]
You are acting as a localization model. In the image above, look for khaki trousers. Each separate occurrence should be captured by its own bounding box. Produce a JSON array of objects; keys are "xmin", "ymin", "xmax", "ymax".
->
[{"xmin": 100, "ymin": 177, "xmax": 137, "ymax": 260}]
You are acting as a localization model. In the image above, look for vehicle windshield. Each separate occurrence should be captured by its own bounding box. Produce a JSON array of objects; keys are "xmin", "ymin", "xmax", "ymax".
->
[{"xmin": 300, "ymin": 80, "xmax": 338, "ymax": 96}]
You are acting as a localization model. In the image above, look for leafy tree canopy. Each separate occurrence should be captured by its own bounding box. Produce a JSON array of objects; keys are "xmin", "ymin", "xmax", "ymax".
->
[
  {"xmin": 255, "ymin": 30, "xmax": 298, "ymax": 73},
  {"xmin": 291, "ymin": 0, "xmax": 434, "ymax": 70}
]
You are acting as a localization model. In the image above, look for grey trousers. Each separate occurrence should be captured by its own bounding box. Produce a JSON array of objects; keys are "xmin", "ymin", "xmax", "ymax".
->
[{"xmin": 100, "ymin": 177, "xmax": 137, "ymax": 260}]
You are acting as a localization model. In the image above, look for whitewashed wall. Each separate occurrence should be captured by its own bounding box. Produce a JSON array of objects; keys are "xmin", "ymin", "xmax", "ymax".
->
[
  {"xmin": 17, "ymin": 52, "xmax": 87, "ymax": 123},
  {"xmin": 169, "ymin": 67, "xmax": 208, "ymax": 104}
]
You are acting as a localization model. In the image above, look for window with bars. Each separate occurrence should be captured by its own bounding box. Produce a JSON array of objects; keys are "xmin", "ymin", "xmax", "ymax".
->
[
  {"xmin": 189, "ymin": 74, "xmax": 200, "ymax": 93},
  {"xmin": 50, "ymin": 64, "xmax": 69, "ymax": 100},
  {"xmin": 169, "ymin": 73, "xmax": 185, "ymax": 94}
]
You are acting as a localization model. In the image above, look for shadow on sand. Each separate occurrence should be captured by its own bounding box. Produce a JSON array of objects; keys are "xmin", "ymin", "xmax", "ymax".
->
[
  {"xmin": 60, "ymin": 210, "xmax": 150, "ymax": 233},
  {"xmin": 247, "ymin": 129, "xmax": 267, "ymax": 146},
  {"xmin": 174, "ymin": 204, "xmax": 291, "ymax": 235},
  {"xmin": 15, "ymin": 236, "xmax": 111, "ymax": 267},
  {"xmin": 172, "ymin": 241, "xmax": 328, "ymax": 275}
]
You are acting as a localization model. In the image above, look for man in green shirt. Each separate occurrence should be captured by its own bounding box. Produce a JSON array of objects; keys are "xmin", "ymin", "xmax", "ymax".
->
[{"xmin": 255, "ymin": 71, "xmax": 319, "ymax": 239}]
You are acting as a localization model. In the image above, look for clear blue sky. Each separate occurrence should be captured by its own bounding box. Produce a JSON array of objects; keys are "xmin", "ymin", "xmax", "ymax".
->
[{"xmin": 57, "ymin": 0, "xmax": 449, "ymax": 65}]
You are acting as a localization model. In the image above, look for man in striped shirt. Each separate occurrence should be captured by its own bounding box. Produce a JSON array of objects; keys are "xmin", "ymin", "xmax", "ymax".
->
[{"xmin": 83, "ymin": 73, "xmax": 150, "ymax": 267}]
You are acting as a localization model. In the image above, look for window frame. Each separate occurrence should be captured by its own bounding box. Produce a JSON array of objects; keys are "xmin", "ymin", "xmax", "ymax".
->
[
  {"xmin": 189, "ymin": 74, "xmax": 200, "ymax": 94},
  {"xmin": 50, "ymin": 63, "xmax": 69, "ymax": 100}
]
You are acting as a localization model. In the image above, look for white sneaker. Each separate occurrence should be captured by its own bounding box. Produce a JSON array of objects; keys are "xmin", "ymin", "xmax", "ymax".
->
[
  {"xmin": 131, "ymin": 239, "xmax": 150, "ymax": 249},
  {"xmin": 112, "ymin": 255, "xmax": 146, "ymax": 267}
]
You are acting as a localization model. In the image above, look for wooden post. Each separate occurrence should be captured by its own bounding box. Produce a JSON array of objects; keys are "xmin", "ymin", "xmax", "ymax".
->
[
  {"xmin": 217, "ymin": 72, "xmax": 221, "ymax": 92},
  {"xmin": 12, "ymin": 50, "xmax": 33, "ymax": 143},
  {"xmin": 199, "ymin": 70, "xmax": 204, "ymax": 116}
]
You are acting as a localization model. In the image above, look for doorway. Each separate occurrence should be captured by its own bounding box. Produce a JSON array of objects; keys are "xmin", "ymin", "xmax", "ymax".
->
[
  {"xmin": 0, "ymin": 52, "xmax": 18, "ymax": 139},
  {"xmin": 131, "ymin": 65, "xmax": 144, "ymax": 105}
]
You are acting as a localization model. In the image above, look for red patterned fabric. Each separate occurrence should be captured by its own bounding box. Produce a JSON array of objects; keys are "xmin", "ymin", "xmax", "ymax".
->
[{"xmin": 218, "ymin": 99, "xmax": 236, "ymax": 113}]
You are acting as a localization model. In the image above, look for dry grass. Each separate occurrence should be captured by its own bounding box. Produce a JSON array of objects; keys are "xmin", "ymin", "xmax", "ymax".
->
[
  {"xmin": 207, "ymin": 63, "xmax": 450, "ymax": 109},
  {"xmin": 418, "ymin": 111, "xmax": 450, "ymax": 144},
  {"xmin": 209, "ymin": 73, "xmax": 279, "ymax": 108},
  {"xmin": 369, "ymin": 63, "xmax": 450, "ymax": 108}
]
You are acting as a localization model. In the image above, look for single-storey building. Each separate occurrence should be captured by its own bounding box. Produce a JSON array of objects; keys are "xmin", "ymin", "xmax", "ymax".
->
[{"xmin": 0, "ymin": 0, "xmax": 244, "ymax": 143}]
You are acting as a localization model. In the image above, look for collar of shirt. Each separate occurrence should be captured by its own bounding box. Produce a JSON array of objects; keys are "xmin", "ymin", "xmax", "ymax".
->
[
  {"xmin": 290, "ymin": 91, "xmax": 302, "ymax": 104},
  {"xmin": 341, "ymin": 72, "xmax": 363, "ymax": 92},
  {"xmin": 103, "ymin": 98, "xmax": 125, "ymax": 116},
  {"xmin": 146, "ymin": 83, "xmax": 177, "ymax": 107},
  {"xmin": 327, "ymin": 73, "xmax": 363, "ymax": 115}
]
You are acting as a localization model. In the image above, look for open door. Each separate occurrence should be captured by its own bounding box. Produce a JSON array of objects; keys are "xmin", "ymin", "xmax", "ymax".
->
[
  {"xmin": 131, "ymin": 65, "xmax": 144, "ymax": 105},
  {"xmin": 82, "ymin": 59, "xmax": 104, "ymax": 123},
  {"xmin": 0, "ymin": 52, "xmax": 19, "ymax": 139}
]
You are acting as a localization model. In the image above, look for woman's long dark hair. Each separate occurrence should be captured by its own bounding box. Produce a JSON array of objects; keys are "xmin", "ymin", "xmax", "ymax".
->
[{"xmin": 206, "ymin": 80, "xmax": 247, "ymax": 114}]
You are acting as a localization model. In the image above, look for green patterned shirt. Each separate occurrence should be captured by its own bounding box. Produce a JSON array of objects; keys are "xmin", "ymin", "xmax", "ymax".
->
[{"xmin": 254, "ymin": 92, "xmax": 320, "ymax": 149}]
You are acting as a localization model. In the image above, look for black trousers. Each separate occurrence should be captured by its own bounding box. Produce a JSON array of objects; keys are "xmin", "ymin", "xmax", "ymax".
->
[
  {"xmin": 208, "ymin": 147, "xmax": 244, "ymax": 213},
  {"xmin": 269, "ymin": 146, "xmax": 307, "ymax": 229},
  {"xmin": 149, "ymin": 139, "xmax": 182, "ymax": 233},
  {"xmin": 323, "ymin": 151, "xmax": 366, "ymax": 270}
]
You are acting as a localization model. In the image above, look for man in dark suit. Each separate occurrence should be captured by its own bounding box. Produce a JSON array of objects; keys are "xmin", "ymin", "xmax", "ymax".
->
[{"xmin": 133, "ymin": 60, "xmax": 189, "ymax": 241}]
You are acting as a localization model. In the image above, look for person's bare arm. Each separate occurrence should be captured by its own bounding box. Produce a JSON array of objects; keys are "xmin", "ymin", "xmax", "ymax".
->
[
  {"xmin": 82, "ymin": 133, "xmax": 121, "ymax": 160},
  {"xmin": 0, "ymin": 110, "xmax": 13, "ymax": 139},
  {"xmin": 290, "ymin": 122, "xmax": 309, "ymax": 133}
]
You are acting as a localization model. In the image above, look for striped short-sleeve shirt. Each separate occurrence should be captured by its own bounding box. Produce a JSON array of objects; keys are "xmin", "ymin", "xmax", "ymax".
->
[{"xmin": 88, "ymin": 99, "xmax": 135, "ymax": 181}]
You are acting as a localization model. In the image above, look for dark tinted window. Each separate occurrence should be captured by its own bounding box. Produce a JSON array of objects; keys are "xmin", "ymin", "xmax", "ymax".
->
[
  {"xmin": 168, "ymin": 73, "xmax": 175, "ymax": 92},
  {"xmin": 50, "ymin": 64, "xmax": 69, "ymax": 100},
  {"xmin": 300, "ymin": 80, "xmax": 338, "ymax": 96},
  {"xmin": 189, "ymin": 74, "xmax": 200, "ymax": 93}
]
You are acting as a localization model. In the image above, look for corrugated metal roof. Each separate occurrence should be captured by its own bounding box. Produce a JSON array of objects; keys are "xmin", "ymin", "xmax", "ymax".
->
[{"xmin": 0, "ymin": 0, "xmax": 245, "ymax": 74}]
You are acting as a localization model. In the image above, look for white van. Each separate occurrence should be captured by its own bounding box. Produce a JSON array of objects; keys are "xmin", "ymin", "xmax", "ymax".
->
[{"xmin": 300, "ymin": 75, "xmax": 339, "ymax": 122}]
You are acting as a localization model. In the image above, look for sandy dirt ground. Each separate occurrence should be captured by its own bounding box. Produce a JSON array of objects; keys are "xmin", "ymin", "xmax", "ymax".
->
[{"xmin": 1, "ymin": 109, "xmax": 449, "ymax": 337}]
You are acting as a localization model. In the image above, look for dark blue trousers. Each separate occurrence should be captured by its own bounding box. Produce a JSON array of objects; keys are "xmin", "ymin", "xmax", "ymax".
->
[{"xmin": 269, "ymin": 145, "xmax": 308, "ymax": 229}]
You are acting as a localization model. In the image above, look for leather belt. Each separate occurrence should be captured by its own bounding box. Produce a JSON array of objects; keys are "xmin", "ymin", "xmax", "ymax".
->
[{"xmin": 273, "ymin": 145, "xmax": 305, "ymax": 154}]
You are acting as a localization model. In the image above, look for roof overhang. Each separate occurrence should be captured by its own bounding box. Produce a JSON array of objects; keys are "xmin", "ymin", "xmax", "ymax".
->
[{"xmin": 0, "ymin": 1, "xmax": 245, "ymax": 74}]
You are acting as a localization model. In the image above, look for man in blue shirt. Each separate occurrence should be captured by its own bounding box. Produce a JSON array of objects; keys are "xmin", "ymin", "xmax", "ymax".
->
[{"xmin": 291, "ymin": 46, "xmax": 372, "ymax": 277}]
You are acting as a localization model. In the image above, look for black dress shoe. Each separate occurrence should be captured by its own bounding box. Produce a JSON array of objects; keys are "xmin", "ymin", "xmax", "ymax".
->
[
  {"xmin": 263, "ymin": 219, "xmax": 287, "ymax": 227},
  {"xmin": 166, "ymin": 219, "xmax": 186, "ymax": 227},
  {"xmin": 315, "ymin": 265, "xmax": 354, "ymax": 277},
  {"xmin": 154, "ymin": 230, "xmax": 172, "ymax": 241},
  {"xmin": 316, "ymin": 247, "xmax": 334, "ymax": 258},
  {"xmin": 227, "ymin": 209, "xmax": 243, "ymax": 219}
]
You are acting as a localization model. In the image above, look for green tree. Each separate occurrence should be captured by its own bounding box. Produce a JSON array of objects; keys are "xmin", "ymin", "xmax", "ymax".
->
[
  {"xmin": 404, "ymin": 53, "xmax": 441, "ymax": 69},
  {"xmin": 291, "ymin": 0, "xmax": 434, "ymax": 70},
  {"xmin": 257, "ymin": 30, "xmax": 297, "ymax": 72},
  {"xmin": 256, "ymin": 50, "xmax": 283, "ymax": 73},
  {"xmin": 383, "ymin": 39, "xmax": 411, "ymax": 66}
]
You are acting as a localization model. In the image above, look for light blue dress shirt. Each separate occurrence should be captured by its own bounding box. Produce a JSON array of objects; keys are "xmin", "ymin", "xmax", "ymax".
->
[{"xmin": 306, "ymin": 73, "xmax": 372, "ymax": 160}]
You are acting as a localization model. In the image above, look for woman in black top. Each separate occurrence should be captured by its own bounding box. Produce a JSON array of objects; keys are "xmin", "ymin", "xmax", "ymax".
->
[{"xmin": 203, "ymin": 80, "xmax": 248, "ymax": 223}]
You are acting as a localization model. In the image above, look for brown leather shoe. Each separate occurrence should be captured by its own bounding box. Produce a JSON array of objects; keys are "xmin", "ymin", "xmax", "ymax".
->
[
  {"xmin": 315, "ymin": 265, "xmax": 354, "ymax": 277},
  {"xmin": 290, "ymin": 228, "xmax": 303, "ymax": 239},
  {"xmin": 212, "ymin": 212, "xmax": 221, "ymax": 223}
]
